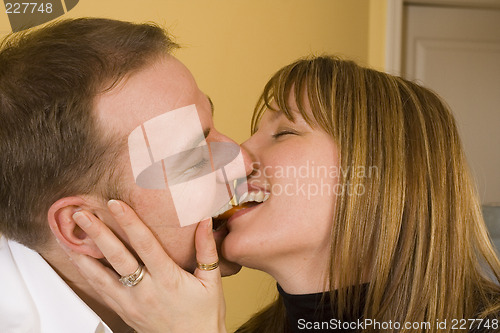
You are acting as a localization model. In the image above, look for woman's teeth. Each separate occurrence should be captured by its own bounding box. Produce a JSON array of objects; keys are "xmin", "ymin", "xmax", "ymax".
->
[
  {"xmin": 212, "ymin": 190, "xmax": 270, "ymax": 218},
  {"xmin": 238, "ymin": 190, "xmax": 270, "ymax": 205}
]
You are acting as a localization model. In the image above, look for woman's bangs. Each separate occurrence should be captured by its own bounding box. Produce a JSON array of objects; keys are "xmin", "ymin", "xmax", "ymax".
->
[{"xmin": 251, "ymin": 61, "xmax": 316, "ymax": 133}]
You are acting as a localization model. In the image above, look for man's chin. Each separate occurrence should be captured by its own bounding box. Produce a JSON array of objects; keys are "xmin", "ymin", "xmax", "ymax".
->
[
  {"xmin": 214, "ymin": 229, "xmax": 241, "ymax": 276},
  {"xmin": 219, "ymin": 258, "xmax": 242, "ymax": 277}
]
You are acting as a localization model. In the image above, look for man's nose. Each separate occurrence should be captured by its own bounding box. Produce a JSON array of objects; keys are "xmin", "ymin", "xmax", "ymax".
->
[
  {"xmin": 240, "ymin": 136, "xmax": 259, "ymax": 174},
  {"xmin": 209, "ymin": 141, "xmax": 251, "ymax": 183},
  {"xmin": 212, "ymin": 130, "xmax": 255, "ymax": 178},
  {"xmin": 239, "ymin": 144, "xmax": 254, "ymax": 177}
]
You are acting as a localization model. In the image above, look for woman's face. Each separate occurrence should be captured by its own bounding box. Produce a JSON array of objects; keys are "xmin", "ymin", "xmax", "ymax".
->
[{"xmin": 222, "ymin": 100, "xmax": 340, "ymax": 278}]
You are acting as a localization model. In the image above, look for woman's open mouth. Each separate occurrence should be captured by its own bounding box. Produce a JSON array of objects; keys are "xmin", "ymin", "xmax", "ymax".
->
[{"xmin": 212, "ymin": 189, "xmax": 270, "ymax": 231}]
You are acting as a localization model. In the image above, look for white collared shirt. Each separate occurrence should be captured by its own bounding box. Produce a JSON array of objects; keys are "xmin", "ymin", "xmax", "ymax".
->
[{"xmin": 0, "ymin": 236, "xmax": 113, "ymax": 333}]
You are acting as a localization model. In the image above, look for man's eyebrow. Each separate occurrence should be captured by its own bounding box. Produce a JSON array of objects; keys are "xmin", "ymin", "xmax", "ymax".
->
[
  {"xmin": 182, "ymin": 128, "xmax": 210, "ymax": 154},
  {"xmin": 207, "ymin": 95, "xmax": 214, "ymax": 116},
  {"xmin": 193, "ymin": 128, "xmax": 210, "ymax": 147}
]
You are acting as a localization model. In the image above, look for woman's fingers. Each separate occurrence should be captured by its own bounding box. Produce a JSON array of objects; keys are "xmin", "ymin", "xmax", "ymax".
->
[
  {"xmin": 61, "ymin": 205, "xmax": 227, "ymax": 333},
  {"xmin": 73, "ymin": 211, "xmax": 139, "ymax": 277},
  {"xmin": 60, "ymin": 243, "xmax": 127, "ymax": 310},
  {"xmin": 194, "ymin": 218, "xmax": 221, "ymax": 281},
  {"xmin": 106, "ymin": 200, "xmax": 179, "ymax": 277}
]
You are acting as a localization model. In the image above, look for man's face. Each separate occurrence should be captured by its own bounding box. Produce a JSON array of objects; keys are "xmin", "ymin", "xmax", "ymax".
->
[{"xmin": 95, "ymin": 55, "xmax": 244, "ymax": 275}]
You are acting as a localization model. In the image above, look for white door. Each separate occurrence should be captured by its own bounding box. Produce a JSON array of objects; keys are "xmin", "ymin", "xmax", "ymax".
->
[{"xmin": 402, "ymin": 4, "xmax": 500, "ymax": 205}]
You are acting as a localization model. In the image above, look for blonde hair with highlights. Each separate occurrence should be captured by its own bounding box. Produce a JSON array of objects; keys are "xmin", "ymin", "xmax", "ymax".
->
[{"xmin": 237, "ymin": 56, "xmax": 500, "ymax": 333}]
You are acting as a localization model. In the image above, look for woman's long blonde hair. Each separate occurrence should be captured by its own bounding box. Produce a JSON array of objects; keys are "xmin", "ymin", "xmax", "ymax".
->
[{"xmin": 237, "ymin": 55, "xmax": 500, "ymax": 333}]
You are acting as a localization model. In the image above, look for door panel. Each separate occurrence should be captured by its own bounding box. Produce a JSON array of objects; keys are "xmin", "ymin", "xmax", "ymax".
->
[{"xmin": 403, "ymin": 5, "xmax": 500, "ymax": 204}]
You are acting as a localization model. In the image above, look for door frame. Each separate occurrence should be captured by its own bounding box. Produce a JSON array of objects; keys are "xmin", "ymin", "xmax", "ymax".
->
[{"xmin": 384, "ymin": 0, "xmax": 500, "ymax": 74}]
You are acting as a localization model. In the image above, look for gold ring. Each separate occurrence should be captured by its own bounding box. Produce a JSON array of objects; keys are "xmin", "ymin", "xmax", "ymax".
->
[
  {"xmin": 197, "ymin": 259, "xmax": 219, "ymax": 271},
  {"xmin": 119, "ymin": 264, "xmax": 146, "ymax": 287}
]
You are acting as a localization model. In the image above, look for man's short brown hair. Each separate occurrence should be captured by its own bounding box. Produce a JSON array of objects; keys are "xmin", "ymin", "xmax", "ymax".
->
[{"xmin": 0, "ymin": 18, "xmax": 178, "ymax": 250}]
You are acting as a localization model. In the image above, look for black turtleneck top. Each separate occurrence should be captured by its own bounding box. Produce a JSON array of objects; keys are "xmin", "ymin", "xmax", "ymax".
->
[
  {"xmin": 277, "ymin": 284, "xmax": 367, "ymax": 333},
  {"xmin": 277, "ymin": 284, "xmax": 497, "ymax": 333}
]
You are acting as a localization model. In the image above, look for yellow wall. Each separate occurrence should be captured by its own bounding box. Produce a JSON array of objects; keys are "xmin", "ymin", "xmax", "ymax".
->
[
  {"xmin": 369, "ymin": 0, "xmax": 387, "ymax": 71},
  {"xmin": 0, "ymin": 1, "xmax": 386, "ymax": 331}
]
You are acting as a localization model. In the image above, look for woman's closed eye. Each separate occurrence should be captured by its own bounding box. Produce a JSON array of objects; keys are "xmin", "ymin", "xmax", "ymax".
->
[{"xmin": 272, "ymin": 129, "xmax": 298, "ymax": 139}]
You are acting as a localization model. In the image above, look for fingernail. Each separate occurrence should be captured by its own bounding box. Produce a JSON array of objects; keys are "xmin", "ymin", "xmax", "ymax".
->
[
  {"xmin": 107, "ymin": 200, "xmax": 124, "ymax": 216},
  {"xmin": 206, "ymin": 219, "xmax": 213, "ymax": 235},
  {"xmin": 73, "ymin": 211, "xmax": 92, "ymax": 228}
]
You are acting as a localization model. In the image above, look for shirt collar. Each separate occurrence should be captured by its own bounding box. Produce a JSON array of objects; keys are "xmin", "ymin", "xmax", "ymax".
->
[{"xmin": 2, "ymin": 236, "xmax": 113, "ymax": 333}]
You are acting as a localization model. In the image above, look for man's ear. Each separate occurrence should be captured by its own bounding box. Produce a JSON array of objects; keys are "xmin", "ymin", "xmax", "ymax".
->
[{"xmin": 47, "ymin": 196, "xmax": 104, "ymax": 258}]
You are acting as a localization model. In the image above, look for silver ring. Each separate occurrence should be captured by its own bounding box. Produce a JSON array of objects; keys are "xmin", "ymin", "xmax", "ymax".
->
[{"xmin": 119, "ymin": 264, "xmax": 146, "ymax": 287}]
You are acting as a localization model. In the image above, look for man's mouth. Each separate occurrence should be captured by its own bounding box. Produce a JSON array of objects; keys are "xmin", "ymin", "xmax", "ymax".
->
[{"xmin": 212, "ymin": 190, "xmax": 270, "ymax": 231}]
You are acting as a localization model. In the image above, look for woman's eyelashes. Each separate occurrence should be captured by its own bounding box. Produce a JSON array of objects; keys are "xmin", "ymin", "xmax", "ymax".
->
[{"xmin": 272, "ymin": 128, "xmax": 298, "ymax": 139}]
